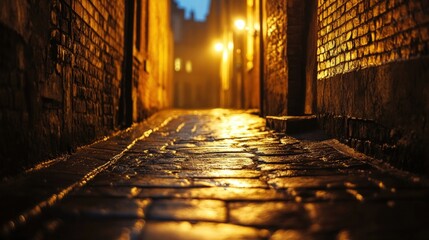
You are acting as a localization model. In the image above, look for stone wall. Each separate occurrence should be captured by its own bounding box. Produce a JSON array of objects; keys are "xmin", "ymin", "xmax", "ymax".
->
[{"xmin": 317, "ymin": 0, "xmax": 429, "ymax": 174}]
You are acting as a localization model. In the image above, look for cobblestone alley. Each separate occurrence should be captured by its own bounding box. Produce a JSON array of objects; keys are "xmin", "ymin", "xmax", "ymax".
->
[{"xmin": 1, "ymin": 109, "xmax": 429, "ymax": 239}]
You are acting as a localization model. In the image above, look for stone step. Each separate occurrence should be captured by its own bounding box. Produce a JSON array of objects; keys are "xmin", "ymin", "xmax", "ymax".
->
[{"xmin": 266, "ymin": 115, "xmax": 318, "ymax": 134}]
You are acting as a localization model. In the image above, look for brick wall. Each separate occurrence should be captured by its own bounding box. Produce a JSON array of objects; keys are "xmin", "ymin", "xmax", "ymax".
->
[
  {"xmin": 317, "ymin": 0, "xmax": 429, "ymax": 79},
  {"xmin": 261, "ymin": 0, "xmax": 429, "ymax": 174},
  {"xmin": 264, "ymin": 0, "xmax": 288, "ymax": 116},
  {"xmin": 0, "ymin": 0, "xmax": 46, "ymax": 177},
  {"xmin": 67, "ymin": 0, "xmax": 125, "ymax": 141},
  {"xmin": 264, "ymin": 0, "xmax": 307, "ymax": 116},
  {"xmin": 317, "ymin": 0, "xmax": 429, "ymax": 174},
  {"xmin": 0, "ymin": 0, "xmax": 172, "ymax": 177},
  {"xmin": 0, "ymin": 0, "xmax": 125, "ymax": 177}
]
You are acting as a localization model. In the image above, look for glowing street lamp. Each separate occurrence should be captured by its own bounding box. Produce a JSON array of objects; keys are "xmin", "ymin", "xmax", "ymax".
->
[
  {"xmin": 234, "ymin": 19, "xmax": 246, "ymax": 31},
  {"xmin": 214, "ymin": 42, "xmax": 224, "ymax": 52}
]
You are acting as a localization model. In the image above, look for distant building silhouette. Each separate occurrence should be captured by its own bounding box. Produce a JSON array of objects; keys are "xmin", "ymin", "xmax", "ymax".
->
[{"xmin": 171, "ymin": 1, "xmax": 220, "ymax": 108}]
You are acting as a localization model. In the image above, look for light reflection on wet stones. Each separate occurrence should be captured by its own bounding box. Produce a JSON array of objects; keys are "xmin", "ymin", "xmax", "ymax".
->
[
  {"xmin": 140, "ymin": 221, "xmax": 270, "ymax": 240},
  {"xmin": 89, "ymin": 175, "xmax": 192, "ymax": 187},
  {"xmin": 192, "ymin": 178, "xmax": 267, "ymax": 188},
  {"xmin": 229, "ymin": 202, "xmax": 310, "ymax": 228},
  {"xmin": 136, "ymin": 187, "xmax": 289, "ymax": 201},
  {"xmin": 2, "ymin": 109, "xmax": 429, "ymax": 239},
  {"xmin": 177, "ymin": 169, "xmax": 261, "ymax": 178},
  {"xmin": 268, "ymin": 175, "xmax": 377, "ymax": 189},
  {"xmin": 147, "ymin": 199, "xmax": 226, "ymax": 222}
]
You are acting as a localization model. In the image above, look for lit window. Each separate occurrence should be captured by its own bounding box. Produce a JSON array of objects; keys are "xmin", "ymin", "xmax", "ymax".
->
[
  {"xmin": 185, "ymin": 61, "xmax": 192, "ymax": 73},
  {"xmin": 174, "ymin": 58, "xmax": 181, "ymax": 71}
]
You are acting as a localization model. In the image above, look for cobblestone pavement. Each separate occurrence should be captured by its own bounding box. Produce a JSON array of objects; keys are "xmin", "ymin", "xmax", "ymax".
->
[{"xmin": 1, "ymin": 109, "xmax": 429, "ymax": 239}]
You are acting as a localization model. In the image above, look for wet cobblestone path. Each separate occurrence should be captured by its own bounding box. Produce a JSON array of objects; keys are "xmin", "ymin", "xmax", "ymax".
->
[{"xmin": 1, "ymin": 109, "xmax": 429, "ymax": 239}]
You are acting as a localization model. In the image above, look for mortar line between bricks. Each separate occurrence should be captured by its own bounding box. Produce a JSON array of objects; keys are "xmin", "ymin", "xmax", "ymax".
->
[{"xmin": 0, "ymin": 116, "xmax": 176, "ymax": 236}]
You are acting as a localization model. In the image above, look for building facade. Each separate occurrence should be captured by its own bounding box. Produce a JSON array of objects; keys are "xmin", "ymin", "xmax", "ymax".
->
[
  {"xmin": 257, "ymin": 0, "xmax": 429, "ymax": 174},
  {"xmin": 0, "ymin": 0, "xmax": 172, "ymax": 177},
  {"xmin": 171, "ymin": 1, "xmax": 220, "ymax": 109}
]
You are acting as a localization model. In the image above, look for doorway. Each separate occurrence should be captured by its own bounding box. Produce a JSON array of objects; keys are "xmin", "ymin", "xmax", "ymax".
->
[{"xmin": 286, "ymin": 0, "xmax": 318, "ymax": 116}]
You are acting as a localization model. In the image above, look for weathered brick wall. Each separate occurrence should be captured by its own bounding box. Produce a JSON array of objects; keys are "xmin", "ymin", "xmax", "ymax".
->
[
  {"xmin": 0, "ymin": 0, "xmax": 125, "ymax": 177},
  {"xmin": 317, "ymin": 0, "xmax": 429, "ymax": 174},
  {"xmin": 0, "ymin": 0, "xmax": 50, "ymax": 177},
  {"xmin": 63, "ymin": 0, "xmax": 125, "ymax": 142},
  {"xmin": 0, "ymin": 0, "xmax": 172, "ymax": 177},
  {"xmin": 317, "ymin": 0, "xmax": 429, "ymax": 79},
  {"xmin": 264, "ymin": 0, "xmax": 307, "ymax": 116},
  {"xmin": 264, "ymin": 0, "xmax": 288, "ymax": 116}
]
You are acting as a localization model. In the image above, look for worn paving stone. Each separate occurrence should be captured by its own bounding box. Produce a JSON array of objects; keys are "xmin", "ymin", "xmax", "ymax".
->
[
  {"xmin": 1, "ymin": 109, "xmax": 429, "ymax": 239},
  {"xmin": 290, "ymin": 189, "xmax": 361, "ymax": 202},
  {"xmin": 70, "ymin": 186, "xmax": 142, "ymax": 198},
  {"xmin": 269, "ymin": 229, "xmax": 326, "ymax": 240},
  {"xmin": 268, "ymin": 175, "xmax": 377, "ymax": 189},
  {"xmin": 177, "ymin": 169, "xmax": 261, "ymax": 178},
  {"xmin": 238, "ymin": 140, "xmax": 282, "ymax": 147},
  {"xmin": 50, "ymin": 196, "xmax": 150, "ymax": 219},
  {"xmin": 178, "ymin": 147, "xmax": 247, "ymax": 154},
  {"xmin": 13, "ymin": 219, "xmax": 146, "ymax": 240},
  {"xmin": 146, "ymin": 199, "xmax": 226, "ymax": 222},
  {"xmin": 304, "ymin": 201, "xmax": 429, "ymax": 235},
  {"xmin": 173, "ymin": 158, "xmax": 255, "ymax": 170},
  {"xmin": 89, "ymin": 174, "xmax": 192, "ymax": 187},
  {"xmin": 258, "ymin": 159, "xmax": 370, "ymax": 171},
  {"xmin": 184, "ymin": 152, "xmax": 256, "ymax": 158},
  {"xmin": 35, "ymin": 155, "xmax": 105, "ymax": 175},
  {"xmin": 229, "ymin": 201, "xmax": 310, "ymax": 228},
  {"xmin": 257, "ymin": 155, "xmax": 317, "ymax": 163},
  {"xmin": 192, "ymin": 178, "xmax": 267, "ymax": 188},
  {"xmin": 140, "ymin": 221, "xmax": 270, "ymax": 240},
  {"xmin": 255, "ymin": 149, "xmax": 308, "ymax": 156},
  {"xmin": 72, "ymin": 148, "xmax": 120, "ymax": 161},
  {"xmin": 265, "ymin": 169, "xmax": 349, "ymax": 178},
  {"xmin": 121, "ymin": 156, "xmax": 188, "ymax": 165},
  {"xmin": 136, "ymin": 187, "xmax": 289, "ymax": 201}
]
